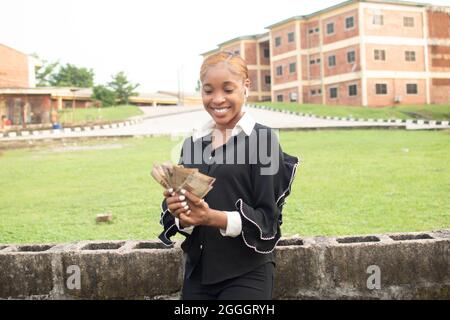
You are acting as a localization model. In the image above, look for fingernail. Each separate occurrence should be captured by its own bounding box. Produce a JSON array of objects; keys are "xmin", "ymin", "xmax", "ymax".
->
[
  {"xmin": 171, "ymin": 192, "xmax": 176, "ymax": 196},
  {"xmin": 184, "ymin": 205, "xmax": 189, "ymax": 210},
  {"xmin": 187, "ymin": 210, "xmax": 191, "ymax": 215},
  {"xmin": 180, "ymin": 189, "xmax": 186, "ymax": 194},
  {"xmin": 168, "ymin": 188, "xmax": 173, "ymax": 193},
  {"xmin": 181, "ymin": 201, "xmax": 187, "ymax": 206},
  {"xmin": 179, "ymin": 195, "xmax": 185, "ymax": 201}
]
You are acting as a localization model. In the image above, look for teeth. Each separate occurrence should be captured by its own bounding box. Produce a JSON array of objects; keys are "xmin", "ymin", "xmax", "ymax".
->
[{"xmin": 213, "ymin": 108, "xmax": 229, "ymax": 113}]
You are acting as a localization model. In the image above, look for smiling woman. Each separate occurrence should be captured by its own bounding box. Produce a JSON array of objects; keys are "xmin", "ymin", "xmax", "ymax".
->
[{"xmin": 158, "ymin": 51, "xmax": 300, "ymax": 300}]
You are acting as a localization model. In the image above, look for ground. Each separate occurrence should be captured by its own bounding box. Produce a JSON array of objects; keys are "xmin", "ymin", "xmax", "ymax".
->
[{"xmin": 0, "ymin": 129, "xmax": 448, "ymax": 244}]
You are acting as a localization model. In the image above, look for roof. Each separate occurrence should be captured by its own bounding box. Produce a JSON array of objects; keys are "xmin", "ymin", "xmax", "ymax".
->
[
  {"xmin": 200, "ymin": 32, "xmax": 270, "ymax": 57},
  {"xmin": 265, "ymin": 0, "xmax": 438, "ymax": 29}
]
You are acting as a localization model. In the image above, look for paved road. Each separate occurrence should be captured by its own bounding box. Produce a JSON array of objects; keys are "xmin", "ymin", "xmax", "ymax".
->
[{"xmin": 0, "ymin": 105, "xmax": 448, "ymax": 142}]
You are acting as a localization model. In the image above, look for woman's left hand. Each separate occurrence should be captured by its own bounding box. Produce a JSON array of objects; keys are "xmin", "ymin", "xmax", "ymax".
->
[{"xmin": 178, "ymin": 190, "xmax": 211, "ymax": 226}]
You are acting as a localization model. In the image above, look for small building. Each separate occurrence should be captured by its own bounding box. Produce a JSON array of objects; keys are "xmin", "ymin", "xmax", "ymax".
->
[{"xmin": 0, "ymin": 43, "xmax": 39, "ymax": 88}]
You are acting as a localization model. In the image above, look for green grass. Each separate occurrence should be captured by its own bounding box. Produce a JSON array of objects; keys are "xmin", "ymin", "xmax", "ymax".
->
[
  {"xmin": 0, "ymin": 130, "xmax": 449, "ymax": 244},
  {"xmin": 58, "ymin": 105, "xmax": 143, "ymax": 125},
  {"xmin": 253, "ymin": 102, "xmax": 450, "ymax": 121}
]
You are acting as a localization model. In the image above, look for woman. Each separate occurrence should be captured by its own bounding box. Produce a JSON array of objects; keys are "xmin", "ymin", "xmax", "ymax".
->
[{"xmin": 159, "ymin": 51, "xmax": 300, "ymax": 300}]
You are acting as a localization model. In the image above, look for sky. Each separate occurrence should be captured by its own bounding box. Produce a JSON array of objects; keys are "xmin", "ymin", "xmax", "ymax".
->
[{"xmin": 1, "ymin": 0, "xmax": 448, "ymax": 93}]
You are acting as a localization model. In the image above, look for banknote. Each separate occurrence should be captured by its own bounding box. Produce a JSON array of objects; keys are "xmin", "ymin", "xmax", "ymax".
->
[{"xmin": 151, "ymin": 163, "xmax": 215, "ymax": 198}]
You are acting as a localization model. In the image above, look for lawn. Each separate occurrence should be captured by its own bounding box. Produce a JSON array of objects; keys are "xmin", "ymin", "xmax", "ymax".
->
[
  {"xmin": 57, "ymin": 105, "xmax": 143, "ymax": 125},
  {"xmin": 0, "ymin": 130, "xmax": 449, "ymax": 244},
  {"xmin": 253, "ymin": 102, "xmax": 450, "ymax": 121}
]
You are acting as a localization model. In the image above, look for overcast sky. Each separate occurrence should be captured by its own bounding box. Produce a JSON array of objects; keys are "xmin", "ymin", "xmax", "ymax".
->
[{"xmin": 1, "ymin": 0, "xmax": 448, "ymax": 92}]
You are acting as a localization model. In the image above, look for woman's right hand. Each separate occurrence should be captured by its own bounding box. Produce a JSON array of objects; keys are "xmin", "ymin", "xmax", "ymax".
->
[{"xmin": 163, "ymin": 188, "xmax": 191, "ymax": 220}]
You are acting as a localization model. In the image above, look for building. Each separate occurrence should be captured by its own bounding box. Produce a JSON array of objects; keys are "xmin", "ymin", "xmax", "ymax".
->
[
  {"xmin": 202, "ymin": 0, "xmax": 450, "ymax": 107},
  {"xmin": 0, "ymin": 43, "xmax": 39, "ymax": 88}
]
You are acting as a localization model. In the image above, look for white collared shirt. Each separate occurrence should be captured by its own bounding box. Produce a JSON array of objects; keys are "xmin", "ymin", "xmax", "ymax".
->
[{"xmin": 175, "ymin": 110, "xmax": 256, "ymax": 237}]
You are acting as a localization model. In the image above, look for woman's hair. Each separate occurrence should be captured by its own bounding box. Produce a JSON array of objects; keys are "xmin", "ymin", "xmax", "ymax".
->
[{"xmin": 200, "ymin": 51, "xmax": 249, "ymax": 82}]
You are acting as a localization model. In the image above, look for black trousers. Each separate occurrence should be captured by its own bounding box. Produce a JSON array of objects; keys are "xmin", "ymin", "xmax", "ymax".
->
[{"xmin": 181, "ymin": 262, "xmax": 275, "ymax": 300}]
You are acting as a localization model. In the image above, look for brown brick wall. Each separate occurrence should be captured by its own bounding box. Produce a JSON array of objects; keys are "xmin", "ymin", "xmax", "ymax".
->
[
  {"xmin": 248, "ymin": 70, "xmax": 258, "ymax": 92},
  {"xmin": 367, "ymin": 78, "xmax": 426, "ymax": 106},
  {"xmin": 301, "ymin": 21, "xmax": 320, "ymax": 49},
  {"xmin": 271, "ymin": 23, "xmax": 297, "ymax": 56},
  {"xmin": 430, "ymin": 83, "xmax": 450, "ymax": 104},
  {"xmin": 259, "ymin": 41, "xmax": 270, "ymax": 65},
  {"xmin": 260, "ymin": 70, "xmax": 271, "ymax": 92},
  {"xmin": 322, "ymin": 9, "xmax": 359, "ymax": 45},
  {"xmin": 0, "ymin": 44, "xmax": 29, "ymax": 88},
  {"xmin": 245, "ymin": 42, "xmax": 257, "ymax": 65},
  {"xmin": 324, "ymin": 45, "xmax": 360, "ymax": 77},
  {"xmin": 302, "ymin": 85, "xmax": 323, "ymax": 104},
  {"xmin": 325, "ymin": 79, "xmax": 362, "ymax": 106},
  {"xmin": 273, "ymin": 56, "xmax": 298, "ymax": 85},
  {"xmin": 428, "ymin": 10, "xmax": 450, "ymax": 38},
  {"xmin": 273, "ymin": 87, "xmax": 300, "ymax": 103},
  {"xmin": 365, "ymin": 44, "xmax": 425, "ymax": 71},
  {"xmin": 364, "ymin": 8, "xmax": 424, "ymax": 38}
]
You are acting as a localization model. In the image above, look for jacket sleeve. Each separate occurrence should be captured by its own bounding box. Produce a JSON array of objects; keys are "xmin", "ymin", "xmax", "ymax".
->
[
  {"xmin": 157, "ymin": 138, "xmax": 193, "ymax": 246},
  {"xmin": 236, "ymin": 130, "xmax": 300, "ymax": 254}
]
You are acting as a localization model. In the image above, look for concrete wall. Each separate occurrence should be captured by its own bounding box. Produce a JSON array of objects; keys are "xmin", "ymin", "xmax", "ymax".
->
[{"xmin": 1, "ymin": 230, "xmax": 448, "ymax": 300}]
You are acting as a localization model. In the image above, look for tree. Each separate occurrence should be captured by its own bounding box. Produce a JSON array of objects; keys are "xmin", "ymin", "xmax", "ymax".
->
[
  {"xmin": 31, "ymin": 53, "xmax": 59, "ymax": 87},
  {"xmin": 195, "ymin": 79, "xmax": 201, "ymax": 93},
  {"xmin": 91, "ymin": 85, "xmax": 117, "ymax": 107},
  {"xmin": 107, "ymin": 71, "xmax": 139, "ymax": 105},
  {"xmin": 50, "ymin": 63, "xmax": 95, "ymax": 87}
]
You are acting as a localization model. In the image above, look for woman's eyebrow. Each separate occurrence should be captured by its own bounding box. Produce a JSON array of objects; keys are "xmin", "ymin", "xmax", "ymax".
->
[{"xmin": 223, "ymin": 81, "xmax": 237, "ymax": 86}]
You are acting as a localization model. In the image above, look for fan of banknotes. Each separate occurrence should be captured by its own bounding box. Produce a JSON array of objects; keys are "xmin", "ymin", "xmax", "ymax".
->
[{"xmin": 151, "ymin": 162, "xmax": 216, "ymax": 199}]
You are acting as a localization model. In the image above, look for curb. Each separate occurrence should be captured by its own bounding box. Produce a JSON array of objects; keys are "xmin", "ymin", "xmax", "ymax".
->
[
  {"xmin": 0, "ymin": 119, "xmax": 144, "ymax": 140},
  {"xmin": 247, "ymin": 104, "xmax": 450, "ymax": 129}
]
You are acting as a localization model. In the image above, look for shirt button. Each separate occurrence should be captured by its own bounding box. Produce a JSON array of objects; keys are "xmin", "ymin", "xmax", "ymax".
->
[{"xmin": 200, "ymin": 245, "xmax": 203, "ymax": 250}]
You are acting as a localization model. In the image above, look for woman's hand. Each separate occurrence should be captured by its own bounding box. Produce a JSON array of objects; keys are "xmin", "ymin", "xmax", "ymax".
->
[
  {"xmin": 178, "ymin": 190, "xmax": 228, "ymax": 230},
  {"xmin": 163, "ymin": 188, "xmax": 191, "ymax": 221},
  {"xmin": 178, "ymin": 190, "xmax": 211, "ymax": 227}
]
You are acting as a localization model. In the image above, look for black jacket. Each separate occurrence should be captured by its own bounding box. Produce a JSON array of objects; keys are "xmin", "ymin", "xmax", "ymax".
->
[{"xmin": 159, "ymin": 123, "xmax": 300, "ymax": 285}]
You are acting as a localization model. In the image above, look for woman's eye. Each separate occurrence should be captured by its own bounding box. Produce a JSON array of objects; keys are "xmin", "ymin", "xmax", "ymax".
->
[
  {"xmin": 224, "ymin": 88, "xmax": 234, "ymax": 93},
  {"xmin": 203, "ymin": 90, "xmax": 212, "ymax": 95}
]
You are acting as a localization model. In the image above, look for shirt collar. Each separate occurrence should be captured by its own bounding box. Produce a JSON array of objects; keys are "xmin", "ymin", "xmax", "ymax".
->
[{"xmin": 192, "ymin": 109, "xmax": 256, "ymax": 142}]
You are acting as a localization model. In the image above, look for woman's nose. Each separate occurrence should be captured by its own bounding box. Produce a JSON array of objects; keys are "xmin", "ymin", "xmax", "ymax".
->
[{"xmin": 212, "ymin": 93, "xmax": 226, "ymax": 105}]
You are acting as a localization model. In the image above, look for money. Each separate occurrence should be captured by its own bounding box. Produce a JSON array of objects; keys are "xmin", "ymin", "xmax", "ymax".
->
[{"xmin": 151, "ymin": 163, "xmax": 215, "ymax": 198}]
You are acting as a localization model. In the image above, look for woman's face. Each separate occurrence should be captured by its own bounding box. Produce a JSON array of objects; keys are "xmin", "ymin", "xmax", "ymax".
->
[{"xmin": 201, "ymin": 63, "xmax": 250, "ymax": 129}]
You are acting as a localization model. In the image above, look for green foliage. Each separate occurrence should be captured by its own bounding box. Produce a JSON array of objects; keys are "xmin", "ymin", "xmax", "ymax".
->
[
  {"xmin": 107, "ymin": 71, "xmax": 139, "ymax": 105},
  {"xmin": 49, "ymin": 63, "xmax": 95, "ymax": 87},
  {"xmin": 92, "ymin": 85, "xmax": 117, "ymax": 107},
  {"xmin": 32, "ymin": 53, "xmax": 59, "ymax": 87}
]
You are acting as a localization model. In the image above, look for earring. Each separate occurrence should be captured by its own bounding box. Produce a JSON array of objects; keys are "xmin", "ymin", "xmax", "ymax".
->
[{"xmin": 244, "ymin": 88, "xmax": 249, "ymax": 97}]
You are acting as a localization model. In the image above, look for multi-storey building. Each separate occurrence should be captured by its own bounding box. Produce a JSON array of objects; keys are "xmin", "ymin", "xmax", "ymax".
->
[{"xmin": 202, "ymin": 0, "xmax": 450, "ymax": 106}]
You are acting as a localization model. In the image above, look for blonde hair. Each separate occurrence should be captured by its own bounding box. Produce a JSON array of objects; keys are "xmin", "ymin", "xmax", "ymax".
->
[{"xmin": 200, "ymin": 51, "xmax": 249, "ymax": 83}]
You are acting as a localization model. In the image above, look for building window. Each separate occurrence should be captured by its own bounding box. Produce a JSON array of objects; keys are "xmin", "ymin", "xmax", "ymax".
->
[
  {"xmin": 315, "ymin": 27, "xmax": 320, "ymax": 33},
  {"xmin": 328, "ymin": 55, "xmax": 336, "ymax": 67},
  {"xmin": 288, "ymin": 32, "xmax": 295, "ymax": 43},
  {"xmin": 309, "ymin": 28, "xmax": 314, "ymax": 34},
  {"xmin": 345, "ymin": 16, "xmax": 355, "ymax": 29},
  {"xmin": 404, "ymin": 17, "xmax": 414, "ymax": 27},
  {"xmin": 373, "ymin": 14, "xmax": 384, "ymax": 25},
  {"xmin": 316, "ymin": 58, "xmax": 321, "ymax": 64},
  {"xmin": 406, "ymin": 83, "xmax": 418, "ymax": 94},
  {"xmin": 326, "ymin": 22, "xmax": 335, "ymax": 35},
  {"xmin": 310, "ymin": 89, "xmax": 317, "ymax": 96},
  {"xmin": 374, "ymin": 49, "xmax": 386, "ymax": 61},
  {"xmin": 289, "ymin": 92, "xmax": 298, "ymax": 102},
  {"xmin": 310, "ymin": 59, "xmax": 316, "ymax": 65},
  {"xmin": 376, "ymin": 83, "xmax": 388, "ymax": 95},
  {"xmin": 405, "ymin": 51, "xmax": 416, "ymax": 62},
  {"xmin": 275, "ymin": 36, "xmax": 282, "ymax": 47},
  {"xmin": 263, "ymin": 48, "xmax": 270, "ymax": 58},
  {"xmin": 234, "ymin": 50, "xmax": 240, "ymax": 55},
  {"xmin": 265, "ymin": 75, "xmax": 271, "ymax": 85},
  {"xmin": 289, "ymin": 62, "xmax": 296, "ymax": 73},
  {"xmin": 318, "ymin": 88, "xmax": 322, "ymax": 95},
  {"xmin": 277, "ymin": 94, "xmax": 283, "ymax": 102},
  {"xmin": 276, "ymin": 65, "xmax": 283, "ymax": 76},
  {"xmin": 329, "ymin": 87, "xmax": 338, "ymax": 99},
  {"xmin": 348, "ymin": 84, "xmax": 358, "ymax": 96},
  {"xmin": 347, "ymin": 50, "xmax": 356, "ymax": 63}
]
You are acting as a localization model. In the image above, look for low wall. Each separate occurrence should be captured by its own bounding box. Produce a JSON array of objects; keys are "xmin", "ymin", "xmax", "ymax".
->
[{"xmin": 0, "ymin": 229, "xmax": 449, "ymax": 300}]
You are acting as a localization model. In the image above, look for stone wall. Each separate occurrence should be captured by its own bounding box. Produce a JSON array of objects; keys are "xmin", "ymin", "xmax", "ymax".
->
[{"xmin": 0, "ymin": 230, "xmax": 449, "ymax": 300}]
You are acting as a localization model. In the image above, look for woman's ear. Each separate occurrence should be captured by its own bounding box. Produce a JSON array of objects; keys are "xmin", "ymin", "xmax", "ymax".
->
[{"xmin": 244, "ymin": 79, "xmax": 251, "ymax": 97}]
